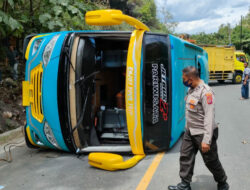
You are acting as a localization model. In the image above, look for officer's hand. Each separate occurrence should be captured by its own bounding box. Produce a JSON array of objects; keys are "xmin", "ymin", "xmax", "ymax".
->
[
  {"xmin": 201, "ymin": 142, "xmax": 210, "ymax": 153},
  {"xmin": 244, "ymin": 81, "xmax": 246, "ymax": 85}
]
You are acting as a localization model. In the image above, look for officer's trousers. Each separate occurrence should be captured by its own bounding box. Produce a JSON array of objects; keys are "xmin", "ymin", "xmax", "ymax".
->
[
  {"xmin": 179, "ymin": 128, "xmax": 227, "ymax": 183},
  {"xmin": 241, "ymin": 81, "xmax": 249, "ymax": 99}
]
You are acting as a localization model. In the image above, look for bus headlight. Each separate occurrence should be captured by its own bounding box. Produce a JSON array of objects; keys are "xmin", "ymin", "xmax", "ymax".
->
[
  {"xmin": 44, "ymin": 121, "xmax": 61, "ymax": 149},
  {"xmin": 43, "ymin": 34, "xmax": 60, "ymax": 67}
]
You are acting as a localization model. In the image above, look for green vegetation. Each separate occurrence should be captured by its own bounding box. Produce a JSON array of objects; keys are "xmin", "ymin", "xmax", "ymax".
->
[
  {"xmin": 191, "ymin": 8, "xmax": 250, "ymax": 57},
  {"xmin": 0, "ymin": 0, "xmax": 176, "ymax": 60},
  {"xmin": 0, "ymin": 0, "xmax": 177, "ymax": 35},
  {"xmin": 0, "ymin": 0, "xmax": 105, "ymax": 37},
  {"xmin": 109, "ymin": 0, "xmax": 176, "ymax": 33},
  {"xmin": 1, "ymin": 0, "xmax": 249, "ymax": 59}
]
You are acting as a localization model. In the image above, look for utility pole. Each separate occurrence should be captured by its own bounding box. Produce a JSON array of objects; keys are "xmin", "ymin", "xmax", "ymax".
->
[
  {"xmin": 240, "ymin": 15, "xmax": 243, "ymax": 50},
  {"xmin": 228, "ymin": 23, "xmax": 231, "ymax": 45}
]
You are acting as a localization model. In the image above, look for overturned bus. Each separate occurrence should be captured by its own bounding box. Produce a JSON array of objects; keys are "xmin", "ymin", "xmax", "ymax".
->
[{"xmin": 22, "ymin": 10, "xmax": 208, "ymax": 170}]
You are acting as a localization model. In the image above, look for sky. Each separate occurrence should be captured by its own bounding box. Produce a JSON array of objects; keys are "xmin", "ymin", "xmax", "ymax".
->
[{"xmin": 155, "ymin": 0, "xmax": 250, "ymax": 34}]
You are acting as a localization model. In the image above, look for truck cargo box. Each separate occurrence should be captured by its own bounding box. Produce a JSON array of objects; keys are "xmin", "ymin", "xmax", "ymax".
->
[{"xmin": 201, "ymin": 45, "xmax": 234, "ymax": 81}]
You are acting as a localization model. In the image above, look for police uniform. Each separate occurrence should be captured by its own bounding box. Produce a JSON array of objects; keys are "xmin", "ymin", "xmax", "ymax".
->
[{"xmin": 179, "ymin": 80, "xmax": 227, "ymax": 184}]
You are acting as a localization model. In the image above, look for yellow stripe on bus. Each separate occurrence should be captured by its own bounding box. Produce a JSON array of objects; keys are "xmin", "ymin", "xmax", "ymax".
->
[{"xmin": 125, "ymin": 30, "xmax": 145, "ymax": 155}]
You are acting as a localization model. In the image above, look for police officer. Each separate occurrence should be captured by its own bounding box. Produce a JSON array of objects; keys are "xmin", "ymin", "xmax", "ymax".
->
[{"xmin": 168, "ymin": 66, "xmax": 229, "ymax": 190}]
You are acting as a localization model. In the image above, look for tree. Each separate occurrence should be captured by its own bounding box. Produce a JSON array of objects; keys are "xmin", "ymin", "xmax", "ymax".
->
[
  {"xmin": 0, "ymin": 0, "xmax": 178, "ymax": 61},
  {"xmin": 159, "ymin": 7, "xmax": 178, "ymax": 33},
  {"xmin": 191, "ymin": 7, "xmax": 250, "ymax": 53},
  {"xmin": 110, "ymin": 0, "xmax": 177, "ymax": 33},
  {"xmin": 0, "ymin": 0, "xmax": 23, "ymax": 39}
]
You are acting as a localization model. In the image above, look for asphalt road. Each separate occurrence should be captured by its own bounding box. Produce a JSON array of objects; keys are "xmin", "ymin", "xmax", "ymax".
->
[{"xmin": 0, "ymin": 82, "xmax": 250, "ymax": 190}]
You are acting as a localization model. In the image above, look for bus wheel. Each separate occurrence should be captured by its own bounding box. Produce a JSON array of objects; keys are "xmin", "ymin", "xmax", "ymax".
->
[
  {"xmin": 24, "ymin": 126, "xmax": 38, "ymax": 149},
  {"xmin": 233, "ymin": 73, "xmax": 242, "ymax": 84},
  {"xmin": 218, "ymin": 80, "xmax": 225, "ymax": 83}
]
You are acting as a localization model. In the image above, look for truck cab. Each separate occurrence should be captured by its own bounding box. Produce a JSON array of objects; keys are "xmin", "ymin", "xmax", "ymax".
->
[
  {"xmin": 200, "ymin": 45, "xmax": 248, "ymax": 84},
  {"xmin": 234, "ymin": 51, "xmax": 248, "ymax": 83},
  {"xmin": 22, "ymin": 10, "xmax": 208, "ymax": 170}
]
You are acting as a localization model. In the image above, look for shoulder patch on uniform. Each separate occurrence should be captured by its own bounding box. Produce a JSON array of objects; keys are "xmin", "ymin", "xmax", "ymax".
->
[{"xmin": 205, "ymin": 93, "xmax": 213, "ymax": 104}]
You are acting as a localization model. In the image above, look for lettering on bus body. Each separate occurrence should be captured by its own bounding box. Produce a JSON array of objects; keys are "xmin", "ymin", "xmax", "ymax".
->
[
  {"xmin": 159, "ymin": 64, "xmax": 168, "ymax": 121},
  {"xmin": 152, "ymin": 63, "xmax": 168, "ymax": 124},
  {"xmin": 127, "ymin": 66, "xmax": 134, "ymax": 115},
  {"xmin": 152, "ymin": 63, "xmax": 159, "ymax": 124}
]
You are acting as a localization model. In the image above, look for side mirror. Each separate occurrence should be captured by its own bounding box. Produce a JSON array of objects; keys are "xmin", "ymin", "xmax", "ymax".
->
[
  {"xmin": 88, "ymin": 152, "xmax": 145, "ymax": 171},
  {"xmin": 85, "ymin": 9, "xmax": 123, "ymax": 26},
  {"xmin": 85, "ymin": 9, "xmax": 149, "ymax": 31}
]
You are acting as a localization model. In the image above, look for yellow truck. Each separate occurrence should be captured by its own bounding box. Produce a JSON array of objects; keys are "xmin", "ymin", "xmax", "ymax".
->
[{"xmin": 200, "ymin": 45, "xmax": 248, "ymax": 83}]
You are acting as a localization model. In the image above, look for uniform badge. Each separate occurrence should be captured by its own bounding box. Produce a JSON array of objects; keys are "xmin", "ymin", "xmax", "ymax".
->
[
  {"xmin": 189, "ymin": 99, "xmax": 195, "ymax": 109},
  {"xmin": 205, "ymin": 93, "xmax": 213, "ymax": 104}
]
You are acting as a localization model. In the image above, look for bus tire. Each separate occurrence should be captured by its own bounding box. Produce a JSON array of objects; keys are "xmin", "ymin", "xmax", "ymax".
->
[{"xmin": 233, "ymin": 73, "xmax": 242, "ymax": 84}]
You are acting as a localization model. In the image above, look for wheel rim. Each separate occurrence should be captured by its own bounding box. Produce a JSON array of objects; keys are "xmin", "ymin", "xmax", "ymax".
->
[{"xmin": 236, "ymin": 75, "xmax": 242, "ymax": 83}]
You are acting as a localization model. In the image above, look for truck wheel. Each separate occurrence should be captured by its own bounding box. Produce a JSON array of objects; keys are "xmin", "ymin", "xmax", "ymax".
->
[
  {"xmin": 218, "ymin": 80, "xmax": 224, "ymax": 83},
  {"xmin": 233, "ymin": 73, "xmax": 242, "ymax": 84},
  {"xmin": 24, "ymin": 126, "xmax": 38, "ymax": 149}
]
